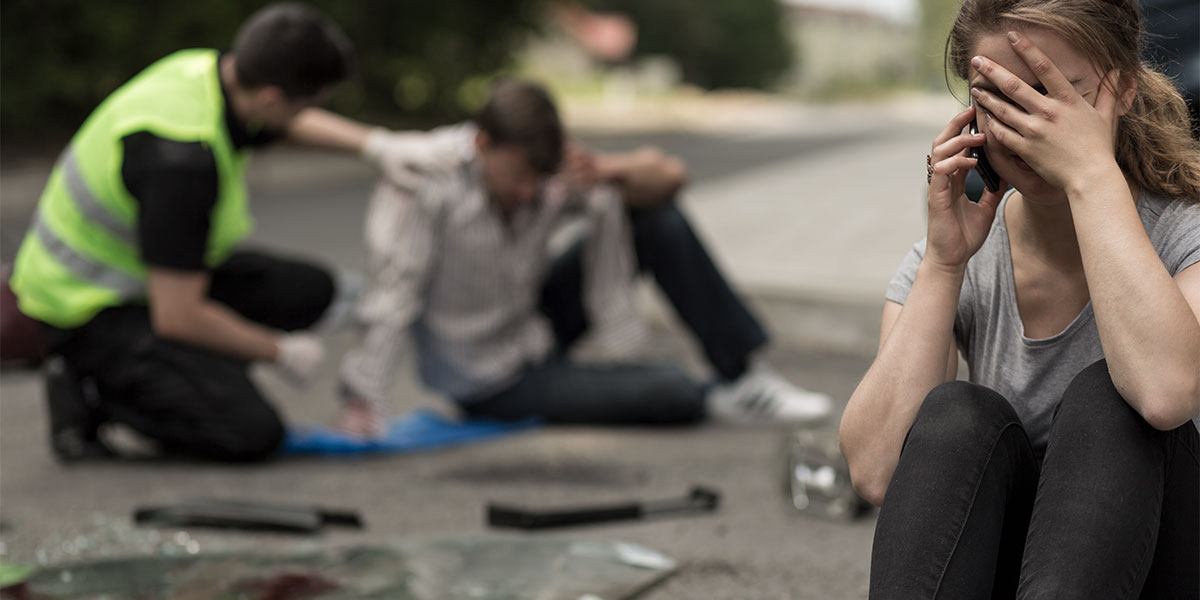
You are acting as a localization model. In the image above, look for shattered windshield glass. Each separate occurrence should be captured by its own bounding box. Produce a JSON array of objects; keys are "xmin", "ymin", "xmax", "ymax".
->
[{"xmin": 5, "ymin": 536, "xmax": 675, "ymax": 600}]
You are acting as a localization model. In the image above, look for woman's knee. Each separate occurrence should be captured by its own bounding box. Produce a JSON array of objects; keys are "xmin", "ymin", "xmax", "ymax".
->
[
  {"xmin": 1057, "ymin": 360, "xmax": 1139, "ymax": 428},
  {"xmin": 908, "ymin": 381, "xmax": 1022, "ymax": 450},
  {"xmin": 1052, "ymin": 359, "xmax": 1168, "ymax": 447},
  {"xmin": 1060, "ymin": 360, "xmax": 1118, "ymax": 410}
]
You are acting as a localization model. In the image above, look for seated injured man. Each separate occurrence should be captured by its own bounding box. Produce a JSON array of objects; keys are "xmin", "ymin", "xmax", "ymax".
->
[{"xmin": 337, "ymin": 78, "xmax": 831, "ymax": 436}]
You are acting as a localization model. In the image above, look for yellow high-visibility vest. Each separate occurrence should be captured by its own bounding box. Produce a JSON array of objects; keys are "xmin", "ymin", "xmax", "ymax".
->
[{"xmin": 11, "ymin": 49, "xmax": 253, "ymax": 328}]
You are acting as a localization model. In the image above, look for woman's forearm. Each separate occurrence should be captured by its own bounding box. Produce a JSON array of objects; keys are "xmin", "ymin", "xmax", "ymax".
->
[
  {"xmin": 840, "ymin": 261, "xmax": 965, "ymax": 504},
  {"xmin": 1069, "ymin": 172, "xmax": 1200, "ymax": 429}
]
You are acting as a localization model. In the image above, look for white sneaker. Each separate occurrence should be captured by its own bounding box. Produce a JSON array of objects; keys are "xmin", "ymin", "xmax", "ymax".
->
[{"xmin": 707, "ymin": 366, "xmax": 832, "ymax": 426}]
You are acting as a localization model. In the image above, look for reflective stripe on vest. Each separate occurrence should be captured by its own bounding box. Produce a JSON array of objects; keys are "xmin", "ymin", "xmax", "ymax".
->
[
  {"xmin": 60, "ymin": 147, "xmax": 136, "ymax": 244},
  {"xmin": 32, "ymin": 211, "xmax": 142, "ymax": 296}
]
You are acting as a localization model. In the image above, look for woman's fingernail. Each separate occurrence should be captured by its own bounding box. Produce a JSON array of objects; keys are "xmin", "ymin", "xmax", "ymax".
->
[
  {"xmin": 970, "ymin": 87, "xmax": 981, "ymax": 98},
  {"xmin": 971, "ymin": 56, "xmax": 983, "ymax": 69},
  {"xmin": 1007, "ymin": 31, "xmax": 1020, "ymax": 44}
]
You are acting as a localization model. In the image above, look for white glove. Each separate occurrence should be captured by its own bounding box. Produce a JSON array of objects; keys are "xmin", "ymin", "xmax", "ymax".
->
[{"xmin": 275, "ymin": 333, "xmax": 326, "ymax": 386}]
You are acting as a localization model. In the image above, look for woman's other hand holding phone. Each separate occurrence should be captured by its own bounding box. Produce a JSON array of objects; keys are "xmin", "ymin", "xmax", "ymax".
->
[{"xmin": 925, "ymin": 105, "xmax": 1008, "ymax": 274}]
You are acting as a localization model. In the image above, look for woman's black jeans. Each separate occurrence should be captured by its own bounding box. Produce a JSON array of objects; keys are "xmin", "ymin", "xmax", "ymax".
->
[{"xmin": 869, "ymin": 359, "xmax": 1199, "ymax": 599}]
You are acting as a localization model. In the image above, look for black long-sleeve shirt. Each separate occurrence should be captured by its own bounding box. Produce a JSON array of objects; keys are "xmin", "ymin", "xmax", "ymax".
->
[{"xmin": 119, "ymin": 59, "xmax": 279, "ymax": 271}]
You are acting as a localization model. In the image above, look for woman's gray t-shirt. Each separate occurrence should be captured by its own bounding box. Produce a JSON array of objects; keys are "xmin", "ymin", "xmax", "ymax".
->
[{"xmin": 886, "ymin": 190, "xmax": 1200, "ymax": 453}]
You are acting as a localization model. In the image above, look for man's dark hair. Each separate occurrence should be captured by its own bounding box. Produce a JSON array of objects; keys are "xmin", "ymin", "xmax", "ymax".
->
[
  {"xmin": 231, "ymin": 3, "xmax": 353, "ymax": 99},
  {"xmin": 474, "ymin": 78, "xmax": 564, "ymax": 175}
]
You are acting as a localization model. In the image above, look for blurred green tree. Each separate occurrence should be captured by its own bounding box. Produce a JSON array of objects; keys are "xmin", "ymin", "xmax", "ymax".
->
[
  {"xmin": 0, "ymin": 0, "xmax": 543, "ymax": 142},
  {"xmin": 918, "ymin": 0, "xmax": 962, "ymax": 91},
  {"xmin": 581, "ymin": 0, "xmax": 793, "ymax": 90}
]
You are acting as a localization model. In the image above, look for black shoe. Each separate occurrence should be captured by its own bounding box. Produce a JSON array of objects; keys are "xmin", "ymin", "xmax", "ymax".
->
[
  {"xmin": 44, "ymin": 356, "xmax": 113, "ymax": 462},
  {"xmin": 50, "ymin": 428, "xmax": 115, "ymax": 461}
]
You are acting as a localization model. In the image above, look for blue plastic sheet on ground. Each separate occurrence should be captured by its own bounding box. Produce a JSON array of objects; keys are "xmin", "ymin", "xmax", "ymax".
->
[{"xmin": 282, "ymin": 409, "xmax": 539, "ymax": 455}]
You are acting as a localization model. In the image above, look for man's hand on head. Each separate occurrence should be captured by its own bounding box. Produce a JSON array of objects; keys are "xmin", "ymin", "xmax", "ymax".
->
[
  {"xmin": 563, "ymin": 141, "xmax": 601, "ymax": 193},
  {"xmin": 592, "ymin": 146, "xmax": 687, "ymax": 207}
]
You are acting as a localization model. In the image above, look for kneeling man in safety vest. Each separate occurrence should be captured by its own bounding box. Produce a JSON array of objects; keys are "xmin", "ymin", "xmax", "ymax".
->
[{"xmin": 10, "ymin": 3, "xmax": 400, "ymax": 462}]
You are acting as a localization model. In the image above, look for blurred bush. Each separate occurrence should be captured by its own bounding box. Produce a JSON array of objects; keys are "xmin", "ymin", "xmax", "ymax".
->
[
  {"xmin": 918, "ymin": 0, "xmax": 965, "ymax": 91},
  {"xmin": 581, "ymin": 0, "xmax": 793, "ymax": 90},
  {"xmin": 0, "ymin": 0, "xmax": 542, "ymax": 142}
]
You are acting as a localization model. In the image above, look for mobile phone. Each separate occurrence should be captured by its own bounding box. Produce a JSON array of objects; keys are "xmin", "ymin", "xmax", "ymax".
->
[{"xmin": 969, "ymin": 96, "xmax": 1002, "ymax": 193}]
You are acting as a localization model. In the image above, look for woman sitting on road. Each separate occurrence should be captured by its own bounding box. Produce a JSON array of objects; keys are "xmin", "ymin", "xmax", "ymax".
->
[{"xmin": 839, "ymin": 0, "xmax": 1200, "ymax": 596}]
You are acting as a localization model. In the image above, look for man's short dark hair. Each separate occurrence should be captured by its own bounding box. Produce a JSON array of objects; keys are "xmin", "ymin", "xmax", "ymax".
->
[
  {"xmin": 475, "ymin": 78, "xmax": 564, "ymax": 175},
  {"xmin": 231, "ymin": 3, "xmax": 353, "ymax": 99}
]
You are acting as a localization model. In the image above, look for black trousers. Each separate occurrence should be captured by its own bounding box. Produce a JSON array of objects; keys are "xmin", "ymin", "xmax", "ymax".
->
[
  {"xmin": 869, "ymin": 360, "xmax": 1199, "ymax": 599},
  {"xmin": 45, "ymin": 252, "xmax": 335, "ymax": 462},
  {"xmin": 463, "ymin": 202, "xmax": 768, "ymax": 425}
]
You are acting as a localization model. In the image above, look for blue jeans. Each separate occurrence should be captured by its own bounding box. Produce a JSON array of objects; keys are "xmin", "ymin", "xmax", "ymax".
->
[
  {"xmin": 462, "ymin": 202, "xmax": 768, "ymax": 425},
  {"xmin": 870, "ymin": 360, "xmax": 1199, "ymax": 599}
]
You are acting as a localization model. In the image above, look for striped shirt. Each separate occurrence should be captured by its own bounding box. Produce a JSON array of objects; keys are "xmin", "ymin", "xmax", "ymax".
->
[{"xmin": 339, "ymin": 123, "xmax": 645, "ymax": 407}]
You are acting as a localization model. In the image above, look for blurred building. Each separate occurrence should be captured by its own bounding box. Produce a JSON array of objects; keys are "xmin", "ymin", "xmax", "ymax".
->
[
  {"xmin": 521, "ymin": 0, "xmax": 918, "ymax": 99},
  {"xmin": 518, "ymin": 3, "xmax": 679, "ymax": 100},
  {"xmin": 781, "ymin": 0, "xmax": 919, "ymax": 97}
]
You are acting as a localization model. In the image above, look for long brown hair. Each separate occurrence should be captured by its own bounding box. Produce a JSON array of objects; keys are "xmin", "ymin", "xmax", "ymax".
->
[{"xmin": 946, "ymin": 0, "xmax": 1200, "ymax": 201}]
